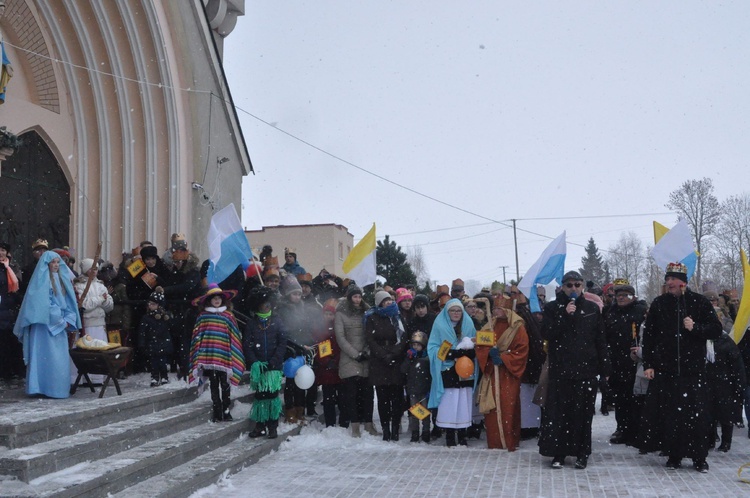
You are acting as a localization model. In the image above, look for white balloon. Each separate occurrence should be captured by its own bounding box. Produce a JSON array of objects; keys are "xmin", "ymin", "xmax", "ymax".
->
[{"xmin": 294, "ymin": 364, "xmax": 315, "ymax": 390}]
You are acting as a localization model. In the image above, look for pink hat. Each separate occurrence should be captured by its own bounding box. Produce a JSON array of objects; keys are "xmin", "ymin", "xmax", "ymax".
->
[{"xmin": 396, "ymin": 287, "xmax": 412, "ymax": 304}]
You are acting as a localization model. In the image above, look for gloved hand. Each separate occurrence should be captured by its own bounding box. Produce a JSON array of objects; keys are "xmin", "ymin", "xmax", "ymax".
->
[
  {"xmin": 406, "ymin": 348, "xmax": 418, "ymax": 359},
  {"xmin": 489, "ymin": 347, "xmax": 503, "ymax": 366},
  {"xmin": 445, "ymin": 349, "xmax": 464, "ymax": 360},
  {"xmin": 355, "ymin": 351, "xmax": 369, "ymax": 362}
]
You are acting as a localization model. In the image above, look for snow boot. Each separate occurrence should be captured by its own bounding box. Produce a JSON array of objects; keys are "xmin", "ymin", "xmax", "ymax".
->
[
  {"xmin": 391, "ymin": 420, "xmax": 401, "ymax": 442},
  {"xmin": 248, "ymin": 423, "xmax": 267, "ymax": 438},
  {"xmin": 267, "ymin": 420, "xmax": 278, "ymax": 439},
  {"xmin": 445, "ymin": 429, "xmax": 457, "ymax": 447},
  {"xmin": 351, "ymin": 423, "xmax": 361, "ymax": 438},
  {"xmin": 410, "ymin": 431, "xmax": 420, "ymax": 443},
  {"xmin": 364, "ymin": 422, "xmax": 380, "ymax": 436},
  {"xmin": 285, "ymin": 408, "xmax": 297, "ymax": 424},
  {"xmin": 458, "ymin": 428, "xmax": 468, "ymax": 446},
  {"xmin": 382, "ymin": 425, "xmax": 391, "ymax": 442}
]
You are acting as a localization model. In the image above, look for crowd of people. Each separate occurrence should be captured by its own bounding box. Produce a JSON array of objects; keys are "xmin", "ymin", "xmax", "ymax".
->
[{"xmin": 0, "ymin": 236, "xmax": 749, "ymax": 473}]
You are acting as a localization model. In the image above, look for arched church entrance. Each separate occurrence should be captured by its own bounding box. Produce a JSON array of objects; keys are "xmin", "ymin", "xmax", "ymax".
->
[{"xmin": 0, "ymin": 130, "xmax": 70, "ymax": 270}]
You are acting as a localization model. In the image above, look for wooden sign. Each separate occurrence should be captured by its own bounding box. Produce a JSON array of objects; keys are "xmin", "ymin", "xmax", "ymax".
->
[
  {"xmin": 408, "ymin": 402, "xmax": 430, "ymax": 420},
  {"xmin": 107, "ymin": 329, "xmax": 122, "ymax": 345},
  {"xmin": 127, "ymin": 259, "xmax": 146, "ymax": 278},
  {"xmin": 318, "ymin": 340, "xmax": 332, "ymax": 358},
  {"xmin": 476, "ymin": 330, "xmax": 495, "ymax": 347},
  {"xmin": 437, "ymin": 340, "xmax": 453, "ymax": 362}
]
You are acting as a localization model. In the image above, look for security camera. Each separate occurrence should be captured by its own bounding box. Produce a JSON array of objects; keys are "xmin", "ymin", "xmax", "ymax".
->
[{"xmin": 191, "ymin": 182, "xmax": 203, "ymax": 190}]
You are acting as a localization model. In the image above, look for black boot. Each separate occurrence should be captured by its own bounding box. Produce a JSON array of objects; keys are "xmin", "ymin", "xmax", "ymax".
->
[
  {"xmin": 410, "ymin": 431, "xmax": 420, "ymax": 443},
  {"xmin": 391, "ymin": 420, "xmax": 400, "ymax": 442},
  {"xmin": 382, "ymin": 425, "xmax": 391, "ymax": 442},
  {"xmin": 267, "ymin": 420, "xmax": 278, "ymax": 439},
  {"xmin": 445, "ymin": 428, "xmax": 457, "ymax": 447},
  {"xmin": 430, "ymin": 425, "xmax": 443, "ymax": 439},
  {"xmin": 211, "ymin": 407, "xmax": 222, "ymax": 423},
  {"xmin": 248, "ymin": 422, "xmax": 267, "ymax": 438},
  {"xmin": 718, "ymin": 423, "xmax": 732, "ymax": 452},
  {"xmin": 458, "ymin": 428, "xmax": 468, "ymax": 446}
]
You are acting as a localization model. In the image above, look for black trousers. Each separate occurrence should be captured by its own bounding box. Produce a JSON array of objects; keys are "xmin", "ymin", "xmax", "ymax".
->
[
  {"xmin": 375, "ymin": 384, "xmax": 404, "ymax": 427},
  {"xmin": 321, "ymin": 384, "xmax": 344, "ymax": 427},
  {"xmin": 208, "ymin": 370, "xmax": 230, "ymax": 414},
  {"xmin": 340, "ymin": 376, "xmax": 374, "ymax": 424}
]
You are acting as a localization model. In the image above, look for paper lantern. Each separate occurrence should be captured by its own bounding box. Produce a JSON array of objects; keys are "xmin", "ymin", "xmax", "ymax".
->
[{"xmin": 294, "ymin": 365, "xmax": 315, "ymax": 389}]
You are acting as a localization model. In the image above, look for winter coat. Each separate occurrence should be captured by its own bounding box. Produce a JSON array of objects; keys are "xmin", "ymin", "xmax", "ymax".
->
[
  {"xmin": 162, "ymin": 253, "xmax": 202, "ymax": 306},
  {"xmin": 243, "ymin": 313, "xmax": 287, "ymax": 371},
  {"xmin": 642, "ymin": 288, "xmax": 722, "ymax": 376},
  {"xmin": 282, "ymin": 261, "xmax": 306, "ymax": 276},
  {"xmin": 604, "ymin": 299, "xmax": 647, "ymax": 382},
  {"xmin": 0, "ymin": 262, "xmax": 20, "ymax": 330},
  {"xmin": 126, "ymin": 259, "xmax": 168, "ymax": 302},
  {"xmin": 706, "ymin": 333, "xmax": 746, "ymax": 424},
  {"xmin": 106, "ymin": 281, "xmax": 133, "ymax": 332},
  {"xmin": 335, "ymin": 299, "xmax": 371, "ymax": 379},
  {"xmin": 515, "ymin": 303, "xmax": 546, "ymax": 384},
  {"xmin": 366, "ymin": 311, "xmax": 407, "ymax": 386},
  {"xmin": 400, "ymin": 350, "xmax": 431, "ymax": 399},
  {"xmin": 311, "ymin": 321, "xmax": 341, "ymax": 385},
  {"xmin": 74, "ymin": 277, "xmax": 114, "ymax": 328},
  {"xmin": 137, "ymin": 309, "xmax": 174, "ymax": 357},
  {"xmin": 406, "ymin": 313, "xmax": 435, "ymax": 339},
  {"xmin": 541, "ymin": 292, "xmax": 611, "ymax": 380}
]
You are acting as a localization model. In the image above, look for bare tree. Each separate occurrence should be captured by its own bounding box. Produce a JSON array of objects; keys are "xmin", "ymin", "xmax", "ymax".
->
[
  {"xmin": 710, "ymin": 193, "xmax": 750, "ymax": 288},
  {"xmin": 665, "ymin": 178, "xmax": 721, "ymax": 287},
  {"xmin": 605, "ymin": 231, "xmax": 646, "ymax": 293},
  {"xmin": 406, "ymin": 245, "xmax": 430, "ymax": 288},
  {"xmin": 643, "ymin": 247, "xmax": 665, "ymax": 302}
]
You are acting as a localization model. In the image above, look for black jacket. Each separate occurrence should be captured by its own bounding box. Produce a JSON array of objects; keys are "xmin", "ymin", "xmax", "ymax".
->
[
  {"xmin": 243, "ymin": 314, "xmax": 287, "ymax": 371},
  {"xmin": 643, "ymin": 288, "xmax": 722, "ymax": 376},
  {"xmin": 542, "ymin": 292, "xmax": 610, "ymax": 380},
  {"xmin": 604, "ymin": 299, "xmax": 647, "ymax": 381}
]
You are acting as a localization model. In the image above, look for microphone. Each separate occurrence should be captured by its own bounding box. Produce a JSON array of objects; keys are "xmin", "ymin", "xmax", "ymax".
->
[{"xmin": 569, "ymin": 292, "xmax": 578, "ymax": 301}]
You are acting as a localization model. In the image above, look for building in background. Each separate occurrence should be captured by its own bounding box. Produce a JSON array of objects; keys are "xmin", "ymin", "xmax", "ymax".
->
[
  {"xmin": 246, "ymin": 223, "xmax": 354, "ymax": 278},
  {"xmin": 0, "ymin": 0, "xmax": 251, "ymax": 269}
]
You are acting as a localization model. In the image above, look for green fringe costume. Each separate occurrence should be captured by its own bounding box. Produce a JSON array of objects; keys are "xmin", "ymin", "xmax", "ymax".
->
[{"xmin": 250, "ymin": 361, "xmax": 283, "ymax": 423}]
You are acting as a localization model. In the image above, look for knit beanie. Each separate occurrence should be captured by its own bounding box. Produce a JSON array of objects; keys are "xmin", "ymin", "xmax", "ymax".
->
[
  {"xmin": 282, "ymin": 275, "xmax": 303, "ymax": 295},
  {"xmin": 374, "ymin": 290, "xmax": 391, "ymax": 307},
  {"xmin": 396, "ymin": 287, "xmax": 412, "ymax": 304},
  {"xmin": 347, "ymin": 285, "xmax": 363, "ymax": 300}
]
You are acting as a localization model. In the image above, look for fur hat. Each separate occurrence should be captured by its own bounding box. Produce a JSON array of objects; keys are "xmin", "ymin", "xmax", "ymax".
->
[
  {"xmin": 665, "ymin": 262, "xmax": 688, "ymax": 283},
  {"xmin": 374, "ymin": 290, "xmax": 392, "ymax": 307},
  {"xmin": 246, "ymin": 286, "xmax": 273, "ymax": 312},
  {"xmin": 140, "ymin": 246, "xmax": 159, "ymax": 260}
]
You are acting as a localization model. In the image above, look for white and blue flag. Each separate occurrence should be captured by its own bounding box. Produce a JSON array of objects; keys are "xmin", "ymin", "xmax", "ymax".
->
[
  {"xmin": 518, "ymin": 231, "xmax": 567, "ymax": 313},
  {"xmin": 207, "ymin": 203, "xmax": 253, "ymax": 285}
]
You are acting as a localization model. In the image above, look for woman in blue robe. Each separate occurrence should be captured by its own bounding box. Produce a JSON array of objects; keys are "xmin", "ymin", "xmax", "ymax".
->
[{"xmin": 13, "ymin": 250, "xmax": 81, "ymax": 398}]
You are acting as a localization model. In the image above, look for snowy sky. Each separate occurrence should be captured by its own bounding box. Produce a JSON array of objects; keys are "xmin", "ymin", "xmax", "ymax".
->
[{"xmin": 223, "ymin": 1, "xmax": 750, "ymax": 288}]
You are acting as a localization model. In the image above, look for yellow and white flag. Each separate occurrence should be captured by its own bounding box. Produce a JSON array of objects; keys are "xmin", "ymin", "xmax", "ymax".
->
[
  {"xmin": 342, "ymin": 223, "xmax": 377, "ymax": 287},
  {"xmin": 730, "ymin": 249, "xmax": 750, "ymax": 344}
]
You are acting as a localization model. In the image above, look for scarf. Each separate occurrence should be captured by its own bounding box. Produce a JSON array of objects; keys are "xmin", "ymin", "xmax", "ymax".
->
[
  {"xmin": 256, "ymin": 309, "xmax": 272, "ymax": 320},
  {"xmin": 364, "ymin": 302, "xmax": 405, "ymax": 343},
  {"xmin": 0, "ymin": 256, "xmax": 18, "ymax": 293}
]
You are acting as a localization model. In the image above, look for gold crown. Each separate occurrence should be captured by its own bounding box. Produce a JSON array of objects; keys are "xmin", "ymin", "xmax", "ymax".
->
[
  {"xmin": 665, "ymin": 262, "xmax": 688, "ymax": 275},
  {"xmin": 613, "ymin": 278, "xmax": 629, "ymax": 286},
  {"xmin": 32, "ymin": 238, "xmax": 49, "ymax": 250}
]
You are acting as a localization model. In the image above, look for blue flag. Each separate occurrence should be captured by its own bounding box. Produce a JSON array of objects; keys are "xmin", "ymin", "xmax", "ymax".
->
[
  {"xmin": 207, "ymin": 203, "xmax": 253, "ymax": 284},
  {"xmin": 518, "ymin": 231, "xmax": 567, "ymax": 313}
]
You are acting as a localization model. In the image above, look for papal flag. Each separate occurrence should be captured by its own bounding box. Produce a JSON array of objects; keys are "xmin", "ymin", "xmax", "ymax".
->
[
  {"xmin": 651, "ymin": 219, "xmax": 697, "ymax": 279},
  {"xmin": 730, "ymin": 249, "xmax": 750, "ymax": 344},
  {"xmin": 343, "ymin": 223, "xmax": 377, "ymax": 287},
  {"xmin": 207, "ymin": 203, "xmax": 253, "ymax": 285}
]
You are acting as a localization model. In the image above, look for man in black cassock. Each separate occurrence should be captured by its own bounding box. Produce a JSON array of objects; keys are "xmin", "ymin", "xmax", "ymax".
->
[{"xmin": 639, "ymin": 262, "xmax": 722, "ymax": 473}]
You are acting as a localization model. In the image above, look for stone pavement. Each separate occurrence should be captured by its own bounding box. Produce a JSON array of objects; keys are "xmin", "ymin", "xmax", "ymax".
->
[{"xmin": 193, "ymin": 408, "xmax": 750, "ymax": 498}]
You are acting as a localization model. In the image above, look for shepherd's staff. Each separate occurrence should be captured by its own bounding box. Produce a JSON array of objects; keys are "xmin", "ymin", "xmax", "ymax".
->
[{"xmin": 73, "ymin": 241, "xmax": 102, "ymax": 343}]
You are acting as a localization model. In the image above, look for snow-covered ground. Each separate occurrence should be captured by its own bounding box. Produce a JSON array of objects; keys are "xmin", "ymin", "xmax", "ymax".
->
[{"xmin": 191, "ymin": 398, "xmax": 750, "ymax": 498}]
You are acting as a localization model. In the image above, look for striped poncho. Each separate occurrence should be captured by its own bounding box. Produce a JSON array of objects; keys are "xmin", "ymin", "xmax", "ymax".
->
[{"xmin": 189, "ymin": 308, "xmax": 246, "ymax": 386}]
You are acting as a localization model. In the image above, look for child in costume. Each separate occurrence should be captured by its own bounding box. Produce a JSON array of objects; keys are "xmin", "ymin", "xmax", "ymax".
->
[
  {"xmin": 401, "ymin": 331, "xmax": 432, "ymax": 442},
  {"xmin": 189, "ymin": 284, "xmax": 245, "ymax": 422},
  {"xmin": 137, "ymin": 290, "xmax": 174, "ymax": 387},
  {"xmin": 243, "ymin": 286, "xmax": 287, "ymax": 439}
]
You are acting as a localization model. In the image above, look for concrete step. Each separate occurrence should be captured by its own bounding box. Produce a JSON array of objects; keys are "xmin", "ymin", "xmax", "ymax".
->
[
  {"xmin": 113, "ymin": 423, "xmax": 303, "ymax": 498},
  {"xmin": 21, "ymin": 407, "xmax": 259, "ymax": 497},
  {"xmin": 0, "ymin": 391, "xmax": 255, "ymax": 483},
  {"xmin": 0, "ymin": 384, "xmax": 199, "ymax": 450}
]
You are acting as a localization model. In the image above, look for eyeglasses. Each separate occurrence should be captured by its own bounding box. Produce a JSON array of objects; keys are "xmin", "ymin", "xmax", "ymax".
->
[
  {"xmin": 617, "ymin": 294, "xmax": 634, "ymax": 299},
  {"xmin": 465, "ymin": 304, "xmax": 477, "ymax": 309},
  {"xmin": 565, "ymin": 282, "xmax": 582, "ymax": 289},
  {"xmin": 448, "ymin": 308, "xmax": 463, "ymax": 313}
]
